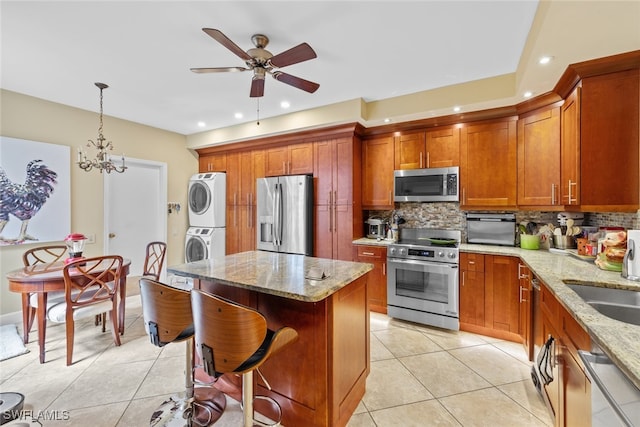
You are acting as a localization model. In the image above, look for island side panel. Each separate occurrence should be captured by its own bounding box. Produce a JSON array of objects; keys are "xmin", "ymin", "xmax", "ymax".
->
[{"xmin": 330, "ymin": 273, "xmax": 370, "ymax": 427}]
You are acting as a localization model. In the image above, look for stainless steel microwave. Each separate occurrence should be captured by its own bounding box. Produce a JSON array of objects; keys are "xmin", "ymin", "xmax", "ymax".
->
[{"xmin": 394, "ymin": 167, "xmax": 459, "ymax": 202}]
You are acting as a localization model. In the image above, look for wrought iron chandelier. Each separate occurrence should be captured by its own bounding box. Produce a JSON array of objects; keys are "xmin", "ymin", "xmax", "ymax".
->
[{"xmin": 77, "ymin": 82, "xmax": 127, "ymax": 173}]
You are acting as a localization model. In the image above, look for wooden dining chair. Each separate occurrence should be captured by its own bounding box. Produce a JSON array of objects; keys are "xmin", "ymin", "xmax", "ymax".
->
[
  {"xmin": 142, "ymin": 241, "xmax": 167, "ymax": 281},
  {"xmin": 21, "ymin": 245, "xmax": 68, "ymax": 343},
  {"xmin": 47, "ymin": 255, "xmax": 124, "ymax": 365},
  {"xmin": 96, "ymin": 241, "xmax": 167, "ymax": 332}
]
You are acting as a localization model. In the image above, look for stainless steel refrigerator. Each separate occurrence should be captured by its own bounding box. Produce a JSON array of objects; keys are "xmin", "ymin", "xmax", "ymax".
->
[{"xmin": 256, "ymin": 174, "xmax": 313, "ymax": 256}]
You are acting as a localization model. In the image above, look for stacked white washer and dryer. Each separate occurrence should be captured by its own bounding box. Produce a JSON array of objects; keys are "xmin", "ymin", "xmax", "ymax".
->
[{"xmin": 185, "ymin": 172, "xmax": 226, "ymax": 262}]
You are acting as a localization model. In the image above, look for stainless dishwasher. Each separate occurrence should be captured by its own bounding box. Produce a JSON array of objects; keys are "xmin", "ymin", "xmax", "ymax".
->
[{"xmin": 578, "ymin": 344, "xmax": 640, "ymax": 426}]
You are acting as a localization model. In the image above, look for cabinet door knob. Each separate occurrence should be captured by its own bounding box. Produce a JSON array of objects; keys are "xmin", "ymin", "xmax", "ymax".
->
[{"xmin": 108, "ymin": 233, "xmax": 116, "ymax": 238}]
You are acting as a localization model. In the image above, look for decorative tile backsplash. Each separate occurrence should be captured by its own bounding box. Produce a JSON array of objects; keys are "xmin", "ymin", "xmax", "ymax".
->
[{"xmin": 367, "ymin": 204, "xmax": 640, "ymax": 243}]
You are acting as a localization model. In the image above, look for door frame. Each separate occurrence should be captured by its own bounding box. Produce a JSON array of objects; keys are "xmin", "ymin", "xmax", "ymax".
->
[{"xmin": 103, "ymin": 156, "xmax": 167, "ymax": 272}]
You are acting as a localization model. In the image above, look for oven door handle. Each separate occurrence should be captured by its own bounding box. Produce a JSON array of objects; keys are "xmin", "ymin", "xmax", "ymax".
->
[{"xmin": 388, "ymin": 258, "xmax": 458, "ymax": 270}]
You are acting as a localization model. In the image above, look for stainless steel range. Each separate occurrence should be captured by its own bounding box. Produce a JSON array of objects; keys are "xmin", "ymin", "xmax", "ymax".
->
[{"xmin": 387, "ymin": 228, "xmax": 460, "ymax": 330}]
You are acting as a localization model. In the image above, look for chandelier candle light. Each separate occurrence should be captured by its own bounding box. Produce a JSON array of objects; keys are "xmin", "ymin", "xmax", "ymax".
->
[{"xmin": 77, "ymin": 82, "xmax": 127, "ymax": 174}]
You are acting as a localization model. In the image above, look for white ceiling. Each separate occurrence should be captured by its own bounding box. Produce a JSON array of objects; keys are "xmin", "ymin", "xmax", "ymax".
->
[{"xmin": 2, "ymin": 1, "xmax": 541, "ymax": 136}]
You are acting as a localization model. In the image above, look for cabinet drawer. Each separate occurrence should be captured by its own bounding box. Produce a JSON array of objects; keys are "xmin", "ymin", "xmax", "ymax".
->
[
  {"xmin": 460, "ymin": 252, "xmax": 485, "ymax": 272},
  {"xmin": 356, "ymin": 245, "xmax": 386, "ymax": 259}
]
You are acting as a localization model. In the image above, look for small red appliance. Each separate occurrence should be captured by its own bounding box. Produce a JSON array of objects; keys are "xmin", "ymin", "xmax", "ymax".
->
[{"xmin": 64, "ymin": 233, "xmax": 87, "ymax": 264}]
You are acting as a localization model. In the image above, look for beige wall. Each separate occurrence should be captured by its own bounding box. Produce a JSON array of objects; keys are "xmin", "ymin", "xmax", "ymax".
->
[{"xmin": 0, "ymin": 89, "xmax": 197, "ymax": 317}]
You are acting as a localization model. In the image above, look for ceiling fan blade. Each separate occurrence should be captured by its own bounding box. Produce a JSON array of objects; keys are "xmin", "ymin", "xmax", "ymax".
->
[
  {"xmin": 272, "ymin": 72, "xmax": 319, "ymax": 93},
  {"xmin": 190, "ymin": 67, "xmax": 249, "ymax": 73},
  {"xmin": 250, "ymin": 78, "xmax": 265, "ymax": 98},
  {"xmin": 202, "ymin": 28, "xmax": 252, "ymax": 62},
  {"xmin": 269, "ymin": 43, "xmax": 317, "ymax": 68}
]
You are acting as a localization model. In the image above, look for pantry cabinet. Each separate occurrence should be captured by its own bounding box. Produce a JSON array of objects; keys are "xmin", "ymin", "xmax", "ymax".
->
[
  {"xmin": 362, "ymin": 136, "xmax": 394, "ymax": 209},
  {"xmin": 265, "ymin": 142, "xmax": 313, "ymax": 176},
  {"xmin": 226, "ymin": 150, "xmax": 264, "ymax": 254},
  {"xmin": 353, "ymin": 245, "xmax": 387, "ymax": 313},
  {"xmin": 314, "ymin": 137, "xmax": 362, "ymax": 261},
  {"xmin": 517, "ymin": 106, "xmax": 561, "ymax": 208},
  {"xmin": 460, "ymin": 120, "xmax": 517, "ymax": 209}
]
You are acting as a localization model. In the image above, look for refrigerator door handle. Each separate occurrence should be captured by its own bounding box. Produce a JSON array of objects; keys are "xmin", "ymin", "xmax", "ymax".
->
[{"xmin": 274, "ymin": 182, "xmax": 283, "ymax": 247}]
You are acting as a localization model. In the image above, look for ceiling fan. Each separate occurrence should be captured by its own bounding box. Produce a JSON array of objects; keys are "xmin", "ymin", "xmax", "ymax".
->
[{"xmin": 191, "ymin": 28, "xmax": 320, "ymax": 98}]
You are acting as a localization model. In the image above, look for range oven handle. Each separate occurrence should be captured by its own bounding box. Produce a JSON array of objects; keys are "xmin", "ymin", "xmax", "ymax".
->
[{"xmin": 388, "ymin": 258, "xmax": 458, "ymax": 269}]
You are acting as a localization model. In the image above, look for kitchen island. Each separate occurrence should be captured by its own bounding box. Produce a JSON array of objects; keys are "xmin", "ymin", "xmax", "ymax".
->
[{"xmin": 168, "ymin": 251, "xmax": 373, "ymax": 427}]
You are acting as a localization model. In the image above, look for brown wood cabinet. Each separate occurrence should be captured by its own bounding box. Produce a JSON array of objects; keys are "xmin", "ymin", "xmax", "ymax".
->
[
  {"xmin": 460, "ymin": 119, "xmax": 517, "ymax": 209},
  {"xmin": 226, "ymin": 150, "xmax": 264, "ymax": 254},
  {"xmin": 560, "ymin": 86, "xmax": 581, "ymax": 207},
  {"xmin": 362, "ymin": 136, "xmax": 394, "ymax": 209},
  {"xmin": 484, "ymin": 255, "xmax": 520, "ymax": 339},
  {"xmin": 198, "ymin": 152, "xmax": 226, "ymax": 173},
  {"xmin": 265, "ymin": 142, "xmax": 313, "ymax": 176},
  {"xmin": 539, "ymin": 281, "xmax": 591, "ymax": 427},
  {"xmin": 518, "ymin": 263, "xmax": 533, "ymax": 360},
  {"xmin": 394, "ymin": 132, "xmax": 425, "ymax": 170},
  {"xmin": 393, "ymin": 126, "xmax": 460, "ymax": 170},
  {"xmin": 459, "ymin": 252, "xmax": 485, "ymax": 328},
  {"xmin": 353, "ymin": 245, "xmax": 387, "ymax": 313},
  {"xmin": 517, "ymin": 106, "xmax": 561, "ymax": 208},
  {"xmin": 579, "ymin": 68, "xmax": 639, "ymax": 211},
  {"xmin": 313, "ymin": 137, "xmax": 362, "ymax": 261}
]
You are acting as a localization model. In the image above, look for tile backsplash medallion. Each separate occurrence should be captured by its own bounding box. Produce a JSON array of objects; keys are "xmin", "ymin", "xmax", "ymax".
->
[{"xmin": 367, "ymin": 203, "xmax": 639, "ymax": 243}]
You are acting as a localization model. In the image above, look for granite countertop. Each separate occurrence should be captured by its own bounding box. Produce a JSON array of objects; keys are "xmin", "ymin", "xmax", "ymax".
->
[
  {"xmin": 168, "ymin": 251, "xmax": 373, "ymax": 303},
  {"xmin": 353, "ymin": 237, "xmax": 396, "ymax": 246},
  {"xmin": 353, "ymin": 237, "xmax": 640, "ymax": 388}
]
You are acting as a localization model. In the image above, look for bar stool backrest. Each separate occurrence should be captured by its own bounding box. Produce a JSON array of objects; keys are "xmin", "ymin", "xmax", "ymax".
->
[{"xmin": 139, "ymin": 278, "xmax": 193, "ymax": 347}]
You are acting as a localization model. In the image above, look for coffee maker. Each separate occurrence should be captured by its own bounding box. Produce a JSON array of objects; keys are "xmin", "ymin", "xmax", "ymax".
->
[{"xmin": 622, "ymin": 230, "xmax": 640, "ymax": 281}]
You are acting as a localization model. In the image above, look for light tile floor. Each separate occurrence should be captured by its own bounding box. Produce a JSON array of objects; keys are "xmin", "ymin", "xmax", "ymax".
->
[{"xmin": 0, "ymin": 296, "xmax": 553, "ymax": 426}]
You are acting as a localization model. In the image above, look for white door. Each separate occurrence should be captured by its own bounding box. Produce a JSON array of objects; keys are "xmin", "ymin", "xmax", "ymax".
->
[{"xmin": 104, "ymin": 157, "xmax": 167, "ymax": 277}]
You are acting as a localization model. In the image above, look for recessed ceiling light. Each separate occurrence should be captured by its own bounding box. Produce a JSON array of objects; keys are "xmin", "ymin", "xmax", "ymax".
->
[
  {"xmin": 197, "ymin": 121, "xmax": 206, "ymax": 128},
  {"xmin": 524, "ymin": 91, "xmax": 533, "ymax": 98},
  {"xmin": 280, "ymin": 101, "xmax": 290, "ymax": 109},
  {"xmin": 234, "ymin": 112, "xmax": 243, "ymax": 119},
  {"xmin": 453, "ymin": 106, "xmax": 461, "ymax": 112},
  {"xmin": 539, "ymin": 56, "xmax": 553, "ymax": 65},
  {"xmin": 383, "ymin": 118, "xmax": 391, "ymax": 123}
]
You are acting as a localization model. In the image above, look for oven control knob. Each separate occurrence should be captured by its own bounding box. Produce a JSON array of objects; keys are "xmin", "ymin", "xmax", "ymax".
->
[
  {"xmin": 399, "ymin": 248, "xmax": 406, "ymax": 256},
  {"xmin": 448, "ymin": 252, "xmax": 457, "ymax": 260},
  {"xmin": 389, "ymin": 247, "xmax": 396, "ymax": 256},
  {"xmin": 438, "ymin": 251, "xmax": 444, "ymax": 257}
]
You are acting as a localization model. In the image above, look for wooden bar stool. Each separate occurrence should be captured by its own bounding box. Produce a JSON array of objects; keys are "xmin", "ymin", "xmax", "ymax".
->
[
  {"xmin": 190, "ymin": 289, "xmax": 298, "ymax": 427},
  {"xmin": 139, "ymin": 278, "xmax": 226, "ymax": 426}
]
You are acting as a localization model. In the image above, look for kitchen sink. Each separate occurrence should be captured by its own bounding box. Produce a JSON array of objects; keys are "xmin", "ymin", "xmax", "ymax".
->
[{"xmin": 566, "ymin": 284, "xmax": 640, "ymax": 327}]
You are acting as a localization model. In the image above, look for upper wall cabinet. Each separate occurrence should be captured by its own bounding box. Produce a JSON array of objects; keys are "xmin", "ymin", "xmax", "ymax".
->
[
  {"xmin": 517, "ymin": 106, "xmax": 561, "ymax": 208},
  {"xmin": 460, "ymin": 119, "xmax": 517, "ymax": 210},
  {"xmin": 579, "ymin": 69, "xmax": 639, "ymax": 211},
  {"xmin": 560, "ymin": 87, "xmax": 581, "ymax": 207},
  {"xmin": 265, "ymin": 142, "xmax": 313, "ymax": 176},
  {"xmin": 362, "ymin": 136, "xmax": 394, "ymax": 209},
  {"xmin": 393, "ymin": 126, "xmax": 460, "ymax": 170},
  {"xmin": 199, "ymin": 153, "xmax": 226, "ymax": 173}
]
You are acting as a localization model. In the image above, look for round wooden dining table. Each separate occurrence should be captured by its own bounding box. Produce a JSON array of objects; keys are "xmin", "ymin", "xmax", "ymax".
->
[{"xmin": 6, "ymin": 258, "xmax": 131, "ymax": 364}]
